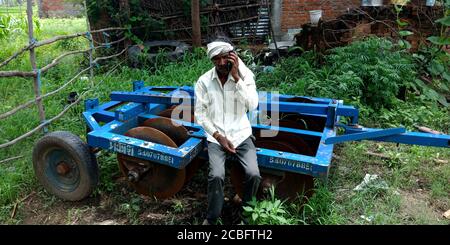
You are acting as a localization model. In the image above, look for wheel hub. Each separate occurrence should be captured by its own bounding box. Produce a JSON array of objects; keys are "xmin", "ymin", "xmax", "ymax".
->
[{"xmin": 56, "ymin": 161, "xmax": 71, "ymax": 176}]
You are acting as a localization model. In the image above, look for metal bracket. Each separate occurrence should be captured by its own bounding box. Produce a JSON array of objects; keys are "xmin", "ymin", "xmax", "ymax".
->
[
  {"xmin": 84, "ymin": 98, "xmax": 99, "ymax": 111},
  {"xmin": 133, "ymin": 81, "xmax": 145, "ymax": 92}
]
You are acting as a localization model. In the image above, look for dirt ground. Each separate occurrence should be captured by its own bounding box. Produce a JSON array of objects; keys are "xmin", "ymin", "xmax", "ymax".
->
[
  {"xmin": 17, "ymin": 164, "xmax": 244, "ymax": 225},
  {"xmin": 11, "ymin": 153, "xmax": 449, "ymax": 225}
]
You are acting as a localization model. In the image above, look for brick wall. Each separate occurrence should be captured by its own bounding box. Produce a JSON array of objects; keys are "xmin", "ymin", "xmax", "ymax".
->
[
  {"xmin": 41, "ymin": 0, "xmax": 84, "ymax": 18},
  {"xmin": 281, "ymin": 0, "xmax": 360, "ymax": 32}
]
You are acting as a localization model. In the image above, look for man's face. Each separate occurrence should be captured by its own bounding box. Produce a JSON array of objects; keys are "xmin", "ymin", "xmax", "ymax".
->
[{"xmin": 212, "ymin": 52, "xmax": 230, "ymax": 75}]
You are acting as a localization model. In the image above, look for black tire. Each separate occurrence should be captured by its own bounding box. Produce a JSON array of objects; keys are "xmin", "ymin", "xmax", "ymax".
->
[{"xmin": 32, "ymin": 131, "xmax": 99, "ymax": 201}]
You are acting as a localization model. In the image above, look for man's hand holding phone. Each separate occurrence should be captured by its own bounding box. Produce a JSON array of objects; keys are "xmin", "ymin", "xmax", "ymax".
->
[{"xmin": 227, "ymin": 51, "xmax": 240, "ymax": 82}]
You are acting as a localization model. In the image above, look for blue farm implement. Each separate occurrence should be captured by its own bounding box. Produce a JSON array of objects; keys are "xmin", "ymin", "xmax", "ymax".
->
[{"xmin": 32, "ymin": 81, "xmax": 450, "ymax": 201}]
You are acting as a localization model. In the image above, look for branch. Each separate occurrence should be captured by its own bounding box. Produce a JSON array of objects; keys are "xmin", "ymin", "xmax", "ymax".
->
[
  {"xmin": 0, "ymin": 67, "xmax": 90, "ymax": 120},
  {"xmin": 0, "ymin": 26, "xmax": 127, "ymax": 69},
  {"xmin": 0, "ymin": 70, "xmax": 35, "ymax": 77},
  {"xmin": 0, "ymin": 155, "xmax": 24, "ymax": 164},
  {"xmin": 0, "ymin": 89, "xmax": 88, "ymax": 149},
  {"xmin": 40, "ymin": 49, "xmax": 90, "ymax": 73},
  {"xmin": 0, "ymin": 45, "xmax": 32, "ymax": 69},
  {"xmin": 93, "ymin": 48, "xmax": 127, "ymax": 63},
  {"xmin": 11, "ymin": 191, "xmax": 36, "ymax": 219},
  {"xmin": 209, "ymin": 16, "xmax": 260, "ymax": 27},
  {"xmin": 0, "ymin": 45, "xmax": 127, "ymax": 121},
  {"xmin": 0, "ymin": 58, "xmax": 127, "ymax": 149}
]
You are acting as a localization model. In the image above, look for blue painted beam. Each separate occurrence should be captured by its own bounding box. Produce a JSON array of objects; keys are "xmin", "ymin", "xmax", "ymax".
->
[
  {"xmin": 343, "ymin": 126, "xmax": 450, "ymax": 148},
  {"xmin": 87, "ymin": 130, "xmax": 204, "ymax": 169},
  {"xmin": 82, "ymin": 112, "xmax": 100, "ymax": 131},
  {"xmin": 255, "ymin": 148, "xmax": 329, "ymax": 177},
  {"xmin": 325, "ymin": 127, "xmax": 406, "ymax": 145},
  {"xmin": 114, "ymin": 102, "xmax": 145, "ymax": 121},
  {"xmin": 251, "ymin": 124, "xmax": 323, "ymax": 140},
  {"xmin": 110, "ymin": 91, "xmax": 194, "ymax": 106}
]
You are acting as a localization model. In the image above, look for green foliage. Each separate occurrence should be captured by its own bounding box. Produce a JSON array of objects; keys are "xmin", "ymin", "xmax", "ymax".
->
[
  {"xmin": 412, "ymin": 6, "xmax": 450, "ymax": 108},
  {"xmin": 427, "ymin": 1, "xmax": 450, "ymax": 46},
  {"xmin": 257, "ymin": 37, "xmax": 449, "ymax": 132},
  {"xmin": 393, "ymin": 1, "xmax": 413, "ymax": 49},
  {"xmin": 118, "ymin": 194, "xmax": 143, "ymax": 223},
  {"xmin": 242, "ymin": 186, "xmax": 298, "ymax": 225},
  {"xmin": 86, "ymin": 0, "xmax": 166, "ymax": 43},
  {"xmin": 328, "ymin": 38, "xmax": 416, "ymax": 109},
  {"xmin": 0, "ymin": 14, "xmax": 40, "ymax": 40},
  {"xmin": 258, "ymin": 38, "xmax": 417, "ymax": 110},
  {"xmin": 171, "ymin": 200, "xmax": 185, "ymax": 214},
  {"xmin": 376, "ymin": 99, "xmax": 450, "ymax": 131}
]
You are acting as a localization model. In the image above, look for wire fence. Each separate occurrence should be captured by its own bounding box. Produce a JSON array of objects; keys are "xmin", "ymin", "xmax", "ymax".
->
[{"xmin": 0, "ymin": 0, "xmax": 128, "ymax": 150}]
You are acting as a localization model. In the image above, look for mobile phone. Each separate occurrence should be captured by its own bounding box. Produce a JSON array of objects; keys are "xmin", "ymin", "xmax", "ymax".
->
[
  {"xmin": 226, "ymin": 61, "xmax": 233, "ymax": 72},
  {"xmin": 226, "ymin": 51, "xmax": 234, "ymax": 72}
]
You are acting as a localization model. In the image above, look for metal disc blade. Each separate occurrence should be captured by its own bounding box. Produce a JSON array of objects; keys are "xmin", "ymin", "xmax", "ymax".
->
[
  {"xmin": 117, "ymin": 126, "xmax": 185, "ymax": 199},
  {"xmin": 142, "ymin": 117, "xmax": 189, "ymax": 147},
  {"xmin": 157, "ymin": 106, "xmax": 195, "ymax": 123},
  {"xmin": 142, "ymin": 117, "xmax": 206, "ymax": 183},
  {"xmin": 230, "ymin": 137, "xmax": 315, "ymax": 202}
]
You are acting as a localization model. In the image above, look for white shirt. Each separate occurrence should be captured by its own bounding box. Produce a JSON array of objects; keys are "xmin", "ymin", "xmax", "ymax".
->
[{"xmin": 194, "ymin": 61, "xmax": 259, "ymax": 147}]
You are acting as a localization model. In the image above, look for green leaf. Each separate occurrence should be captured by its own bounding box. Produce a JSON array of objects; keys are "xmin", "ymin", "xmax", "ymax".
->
[
  {"xmin": 260, "ymin": 201, "xmax": 267, "ymax": 209},
  {"xmin": 252, "ymin": 213, "xmax": 258, "ymax": 221},
  {"xmin": 396, "ymin": 19, "xmax": 409, "ymax": 27},
  {"xmin": 437, "ymin": 93, "xmax": 449, "ymax": 107},
  {"xmin": 274, "ymin": 199, "xmax": 281, "ymax": 207},
  {"xmin": 276, "ymin": 216, "xmax": 287, "ymax": 224},
  {"xmin": 242, "ymin": 206, "xmax": 253, "ymax": 212},
  {"xmin": 443, "ymin": 72, "xmax": 450, "ymax": 83},
  {"xmin": 436, "ymin": 16, "xmax": 450, "ymax": 26},
  {"xmin": 399, "ymin": 30, "xmax": 413, "ymax": 36},
  {"xmin": 428, "ymin": 36, "xmax": 450, "ymax": 45},
  {"xmin": 398, "ymin": 39, "xmax": 411, "ymax": 49}
]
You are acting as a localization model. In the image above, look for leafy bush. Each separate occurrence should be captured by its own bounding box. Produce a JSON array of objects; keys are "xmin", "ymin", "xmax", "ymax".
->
[
  {"xmin": 327, "ymin": 37, "xmax": 416, "ymax": 109},
  {"xmin": 258, "ymin": 38, "xmax": 418, "ymax": 110},
  {"xmin": 257, "ymin": 37, "xmax": 449, "ymax": 131},
  {"xmin": 242, "ymin": 186, "xmax": 298, "ymax": 225}
]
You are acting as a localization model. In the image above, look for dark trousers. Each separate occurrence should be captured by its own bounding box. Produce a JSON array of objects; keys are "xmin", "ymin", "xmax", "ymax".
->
[{"xmin": 206, "ymin": 136, "xmax": 261, "ymax": 223}]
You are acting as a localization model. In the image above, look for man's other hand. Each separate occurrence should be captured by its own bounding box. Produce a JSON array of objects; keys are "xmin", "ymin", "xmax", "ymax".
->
[{"xmin": 216, "ymin": 134, "xmax": 236, "ymax": 154}]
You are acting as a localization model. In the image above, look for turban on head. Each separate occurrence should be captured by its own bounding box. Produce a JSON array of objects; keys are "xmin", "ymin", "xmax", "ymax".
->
[{"xmin": 207, "ymin": 41, "xmax": 234, "ymax": 59}]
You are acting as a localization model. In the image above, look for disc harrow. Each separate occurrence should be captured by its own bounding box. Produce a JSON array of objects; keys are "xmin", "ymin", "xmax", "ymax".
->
[{"xmin": 32, "ymin": 81, "xmax": 450, "ymax": 202}]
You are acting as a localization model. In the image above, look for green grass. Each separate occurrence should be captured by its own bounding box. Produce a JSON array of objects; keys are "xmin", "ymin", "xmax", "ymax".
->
[
  {"xmin": 0, "ymin": 4, "xmax": 34, "ymax": 16},
  {"xmin": 0, "ymin": 16, "xmax": 89, "ymax": 223},
  {"xmin": 320, "ymin": 142, "xmax": 450, "ymax": 225}
]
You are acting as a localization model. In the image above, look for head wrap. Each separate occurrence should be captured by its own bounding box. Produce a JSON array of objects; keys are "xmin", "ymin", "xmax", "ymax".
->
[{"xmin": 207, "ymin": 41, "xmax": 234, "ymax": 59}]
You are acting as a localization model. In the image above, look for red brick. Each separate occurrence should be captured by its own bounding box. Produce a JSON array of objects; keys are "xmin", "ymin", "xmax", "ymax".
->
[{"xmin": 281, "ymin": 0, "xmax": 361, "ymax": 31}]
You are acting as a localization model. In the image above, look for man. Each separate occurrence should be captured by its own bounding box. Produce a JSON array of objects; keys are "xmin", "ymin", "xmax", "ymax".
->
[{"xmin": 194, "ymin": 40, "xmax": 261, "ymax": 225}]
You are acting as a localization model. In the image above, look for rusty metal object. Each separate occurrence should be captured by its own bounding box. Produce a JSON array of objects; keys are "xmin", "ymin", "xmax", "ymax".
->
[
  {"xmin": 230, "ymin": 134, "xmax": 315, "ymax": 202},
  {"xmin": 157, "ymin": 105, "xmax": 195, "ymax": 123},
  {"xmin": 117, "ymin": 126, "xmax": 186, "ymax": 198},
  {"xmin": 56, "ymin": 162, "xmax": 71, "ymax": 176},
  {"xmin": 142, "ymin": 117, "xmax": 189, "ymax": 146},
  {"xmin": 142, "ymin": 116, "xmax": 205, "ymax": 183}
]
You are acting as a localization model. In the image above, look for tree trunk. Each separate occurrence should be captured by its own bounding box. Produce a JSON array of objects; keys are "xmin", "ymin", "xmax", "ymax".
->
[{"xmin": 191, "ymin": 0, "xmax": 201, "ymax": 47}]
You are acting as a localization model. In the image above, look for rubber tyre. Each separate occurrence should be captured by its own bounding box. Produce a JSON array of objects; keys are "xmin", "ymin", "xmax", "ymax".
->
[{"xmin": 32, "ymin": 131, "xmax": 99, "ymax": 201}]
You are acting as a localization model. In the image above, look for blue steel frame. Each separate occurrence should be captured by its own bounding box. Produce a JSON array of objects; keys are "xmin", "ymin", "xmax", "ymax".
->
[{"xmin": 83, "ymin": 81, "xmax": 450, "ymax": 181}]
